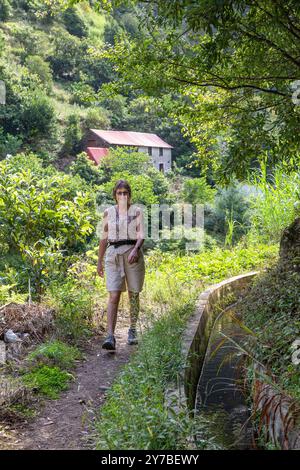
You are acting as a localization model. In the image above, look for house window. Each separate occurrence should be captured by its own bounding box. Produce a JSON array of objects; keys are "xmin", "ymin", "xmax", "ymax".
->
[
  {"xmin": 148, "ymin": 147, "xmax": 152, "ymax": 156},
  {"xmin": 159, "ymin": 147, "xmax": 163, "ymax": 156},
  {"xmin": 159, "ymin": 163, "xmax": 164, "ymax": 173}
]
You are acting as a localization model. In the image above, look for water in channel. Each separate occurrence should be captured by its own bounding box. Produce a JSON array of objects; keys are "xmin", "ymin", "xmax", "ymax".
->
[{"xmin": 195, "ymin": 306, "xmax": 254, "ymax": 449}]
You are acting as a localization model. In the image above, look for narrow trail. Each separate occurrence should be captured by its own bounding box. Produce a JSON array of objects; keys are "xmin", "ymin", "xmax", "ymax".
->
[{"xmin": 10, "ymin": 327, "xmax": 136, "ymax": 450}]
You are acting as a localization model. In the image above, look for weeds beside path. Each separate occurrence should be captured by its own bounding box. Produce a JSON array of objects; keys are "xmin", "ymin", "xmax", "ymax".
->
[{"xmin": 3, "ymin": 328, "xmax": 135, "ymax": 450}]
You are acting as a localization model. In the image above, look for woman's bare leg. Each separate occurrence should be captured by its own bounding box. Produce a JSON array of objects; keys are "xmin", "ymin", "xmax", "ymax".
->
[
  {"xmin": 107, "ymin": 291, "xmax": 121, "ymax": 335},
  {"xmin": 128, "ymin": 291, "xmax": 139, "ymax": 329}
]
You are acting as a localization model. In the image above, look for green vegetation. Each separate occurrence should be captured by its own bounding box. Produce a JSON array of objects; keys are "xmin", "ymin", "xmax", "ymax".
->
[
  {"xmin": 0, "ymin": 153, "xmax": 95, "ymax": 299},
  {"xmin": 27, "ymin": 340, "xmax": 83, "ymax": 369},
  {"xmin": 0, "ymin": 0, "xmax": 299, "ymax": 451},
  {"xmin": 0, "ymin": 1, "xmax": 193, "ymax": 173},
  {"xmin": 18, "ymin": 340, "xmax": 81, "ymax": 399},
  {"xmin": 22, "ymin": 365, "xmax": 73, "ymax": 399},
  {"xmin": 95, "ymin": 0, "xmax": 300, "ymax": 181},
  {"xmin": 238, "ymin": 263, "xmax": 300, "ymax": 400}
]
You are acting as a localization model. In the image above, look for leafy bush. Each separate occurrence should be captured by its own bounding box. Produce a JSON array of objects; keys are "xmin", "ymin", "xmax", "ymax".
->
[
  {"xmin": 146, "ymin": 166, "xmax": 171, "ymax": 203},
  {"xmin": 24, "ymin": 55, "xmax": 53, "ymax": 93},
  {"xmin": 84, "ymin": 106, "xmax": 111, "ymax": 130},
  {"xmin": 0, "ymin": 282, "xmax": 27, "ymax": 305},
  {"xmin": 18, "ymin": 91, "xmax": 57, "ymax": 141},
  {"xmin": 62, "ymin": 114, "xmax": 83, "ymax": 155},
  {"xmin": 70, "ymin": 152, "xmax": 106, "ymax": 186},
  {"xmin": 9, "ymin": 23, "xmax": 50, "ymax": 59},
  {"xmin": 0, "ymin": 0, "xmax": 11, "ymax": 21},
  {"xmin": 22, "ymin": 365, "xmax": 73, "ymax": 399},
  {"xmin": 97, "ymin": 93, "xmax": 128, "ymax": 128},
  {"xmin": 100, "ymin": 147, "xmax": 151, "ymax": 177},
  {"xmin": 62, "ymin": 7, "xmax": 88, "ymax": 38},
  {"xmin": 205, "ymin": 183, "xmax": 250, "ymax": 244},
  {"xmin": 0, "ymin": 127, "xmax": 22, "ymax": 159},
  {"xmin": 70, "ymin": 81, "xmax": 95, "ymax": 106},
  {"xmin": 0, "ymin": 62, "xmax": 54, "ymax": 142},
  {"xmin": 182, "ymin": 177, "xmax": 216, "ymax": 205},
  {"xmin": 0, "ymin": 154, "xmax": 95, "ymax": 297},
  {"xmin": 27, "ymin": 340, "xmax": 82, "ymax": 370},
  {"xmin": 0, "ymin": 155, "xmax": 95, "ymax": 252},
  {"xmin": 104, "ymin": 17, "xmax": 122, "ymax": 45},
  {"xmin": 48, "ymin": 28, "xmax": 83, "ymax": 80}
]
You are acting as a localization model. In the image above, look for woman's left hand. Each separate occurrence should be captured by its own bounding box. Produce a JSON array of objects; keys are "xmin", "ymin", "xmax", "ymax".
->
[{"xmin": 128, "ymin": 248, "xmax": 139, "ymax": 264}]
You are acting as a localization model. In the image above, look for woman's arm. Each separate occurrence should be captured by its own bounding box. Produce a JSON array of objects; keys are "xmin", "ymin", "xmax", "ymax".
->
[
  {"xmin": 97, "ymin": 209, "xmax": 108, "ymax": 277},
  {"xmin": 128, "ymin": 208, "xmax": 145, "ymax": 264}
]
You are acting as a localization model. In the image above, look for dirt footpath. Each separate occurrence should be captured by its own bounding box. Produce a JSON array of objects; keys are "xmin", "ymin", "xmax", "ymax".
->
[{"xmin": 8, "ymin": 327, "xmax": 136, "ymax": 450}]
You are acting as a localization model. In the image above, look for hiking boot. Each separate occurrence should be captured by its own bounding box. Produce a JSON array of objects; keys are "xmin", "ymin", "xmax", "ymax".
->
[
  {"xmin": 102, "ymin": 334, "xmax": 116, "ymax": 351},
  {"xmin": 127, "ymin": 327, "xmax": 138, "ymax": 345}
]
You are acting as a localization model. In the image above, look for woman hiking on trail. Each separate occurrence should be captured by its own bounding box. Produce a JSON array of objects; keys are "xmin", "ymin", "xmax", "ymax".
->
[{"xmin": 97, "ymin": 180, "xmax": 145, "ymax": 351}]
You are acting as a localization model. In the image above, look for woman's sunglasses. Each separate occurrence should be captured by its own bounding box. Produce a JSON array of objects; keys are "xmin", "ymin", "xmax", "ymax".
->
[{"xmin": 116, "ymin": 191, "xmax": 129, "ymax": 196}]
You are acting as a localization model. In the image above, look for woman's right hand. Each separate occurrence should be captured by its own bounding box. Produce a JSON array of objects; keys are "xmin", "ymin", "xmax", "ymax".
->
[{"xmin": 97, "ymin": 261, "xmax": 104, "ymax": 278}]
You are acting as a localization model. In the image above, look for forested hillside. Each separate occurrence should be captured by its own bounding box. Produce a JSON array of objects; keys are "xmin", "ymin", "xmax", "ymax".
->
[{"xmin": 0, "ymin": 0, "xmax": 196, "ymax": 171}]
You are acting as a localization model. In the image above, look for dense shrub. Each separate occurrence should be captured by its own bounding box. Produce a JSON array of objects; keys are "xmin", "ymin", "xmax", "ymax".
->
[
  {"xmin": 83, "ymin": 106, "xmax": 111, "ymax": 131},
  {"xmin": 182, "ymin": 177, "xmax": 216, "ymax": 205},
  {"xmin": 62, "ymin": 7, "xmax": 88, "ymax": 38},
  {"xmin": 19, "ymin": 91, "xmax": 57, "ymax": 141},
  {"xmin": 62, "ymin": 114, "xmax": 83, "ymax": 156},
  {"xmin": 70, "ymin": 81, "xmax": 95, "ymax": 106},
  {"xmin": 70, "ymin": 152, "xmax": 106, "ymax": 186},
  {"xmin": 205, "ymin": 184, "xmax": 250, "ymax": 244},
  {"xmin": 0, "ymin": 0, "xmax": 11, "ymax": 21},
  {"xmin": 24, "ymin": 55, "xmax": 53, "ymax": 93},
  {"xmin": 100, "ymin": 147, "xmax": 151, "ymax": 176},
  {"xmin": 48, "ymin": 28, "xmax": 83, "ymax": 80},
  {"xmin": 0, "ymin": 127, "xmax": 22, "ymax": 159},
  {"xmin": 0, "ymin": 153, "xmax": 96, "ymax": 297}
]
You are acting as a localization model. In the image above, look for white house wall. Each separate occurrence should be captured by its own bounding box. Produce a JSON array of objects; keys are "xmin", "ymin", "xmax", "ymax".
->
[{"xmin": 138, "ymin": 147, "xmax": 172, "ymax": 172}]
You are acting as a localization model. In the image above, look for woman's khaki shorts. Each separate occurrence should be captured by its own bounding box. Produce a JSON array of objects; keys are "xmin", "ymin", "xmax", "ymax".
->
[{"xmin": 104, "ymin": 248, "xmax": 145, "ymax": 293}]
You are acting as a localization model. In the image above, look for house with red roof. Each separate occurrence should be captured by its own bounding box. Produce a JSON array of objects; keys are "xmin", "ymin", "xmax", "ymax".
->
[{"xmin": 85, "ymin": 129, "xmax": 173, "ymax": 173}]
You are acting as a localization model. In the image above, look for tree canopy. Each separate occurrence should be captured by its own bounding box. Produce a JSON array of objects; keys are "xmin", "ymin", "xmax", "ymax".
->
[{"xmin": 79, "ymin": 0, "xmax": 300, "ymax": 181}]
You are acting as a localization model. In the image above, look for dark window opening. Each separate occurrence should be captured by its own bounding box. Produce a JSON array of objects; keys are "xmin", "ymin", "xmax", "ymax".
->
[
  {"xmin": 148, "ymin": 147, "xmax": 152, "ymax": 156},
  {"xmin": 159, "ymin": 147, "xmax": 163, "ymax": 156},
  {"xmin": 159, "ymin": 163, "xmax": 164, "ymax": 173}
]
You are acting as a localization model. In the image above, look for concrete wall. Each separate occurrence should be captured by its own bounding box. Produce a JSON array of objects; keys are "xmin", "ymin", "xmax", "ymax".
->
[{"xmin": 180, "ymin": 272, "xmax": 258, "ymax": 410}]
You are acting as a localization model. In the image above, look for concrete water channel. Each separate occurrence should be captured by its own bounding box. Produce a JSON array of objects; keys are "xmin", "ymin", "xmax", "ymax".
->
[
  {"xmin": 170, "ymin": 272, "xmax": 258, "ymax": 450},
  {"xmin": 173, "ymin": 271, "xmax": 300, "ymax": 450},
  {"xmin": 195, "ymin": 304, "xmax": 253, "ymax": 449}
]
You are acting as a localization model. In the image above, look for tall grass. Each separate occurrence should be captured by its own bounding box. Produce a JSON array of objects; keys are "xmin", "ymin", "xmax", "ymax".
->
[{"xmin": 248, "ymin": 161, "xmax": 300, "ymax": 244}]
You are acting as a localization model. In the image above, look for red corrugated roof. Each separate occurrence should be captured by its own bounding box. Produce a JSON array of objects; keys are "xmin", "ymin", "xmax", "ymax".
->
[
  {"xmin": 90, "ymin": 129, "xmax": 173, "ymax": 148},
  {"xmin": 87, "ymin": 147, "xmax": 109, "ymax": 165}
]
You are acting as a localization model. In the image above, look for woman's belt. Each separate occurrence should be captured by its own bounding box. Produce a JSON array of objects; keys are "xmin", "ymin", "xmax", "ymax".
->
[{"xmin": 107, "ymin": 239, "xmax": 136, "ymax": 248}]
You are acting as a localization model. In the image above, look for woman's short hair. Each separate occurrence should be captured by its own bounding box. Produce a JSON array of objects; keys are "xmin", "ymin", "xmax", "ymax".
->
[{"xmin": 112, "ymin": 180, "xmax": 132, "ymax": 201}]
